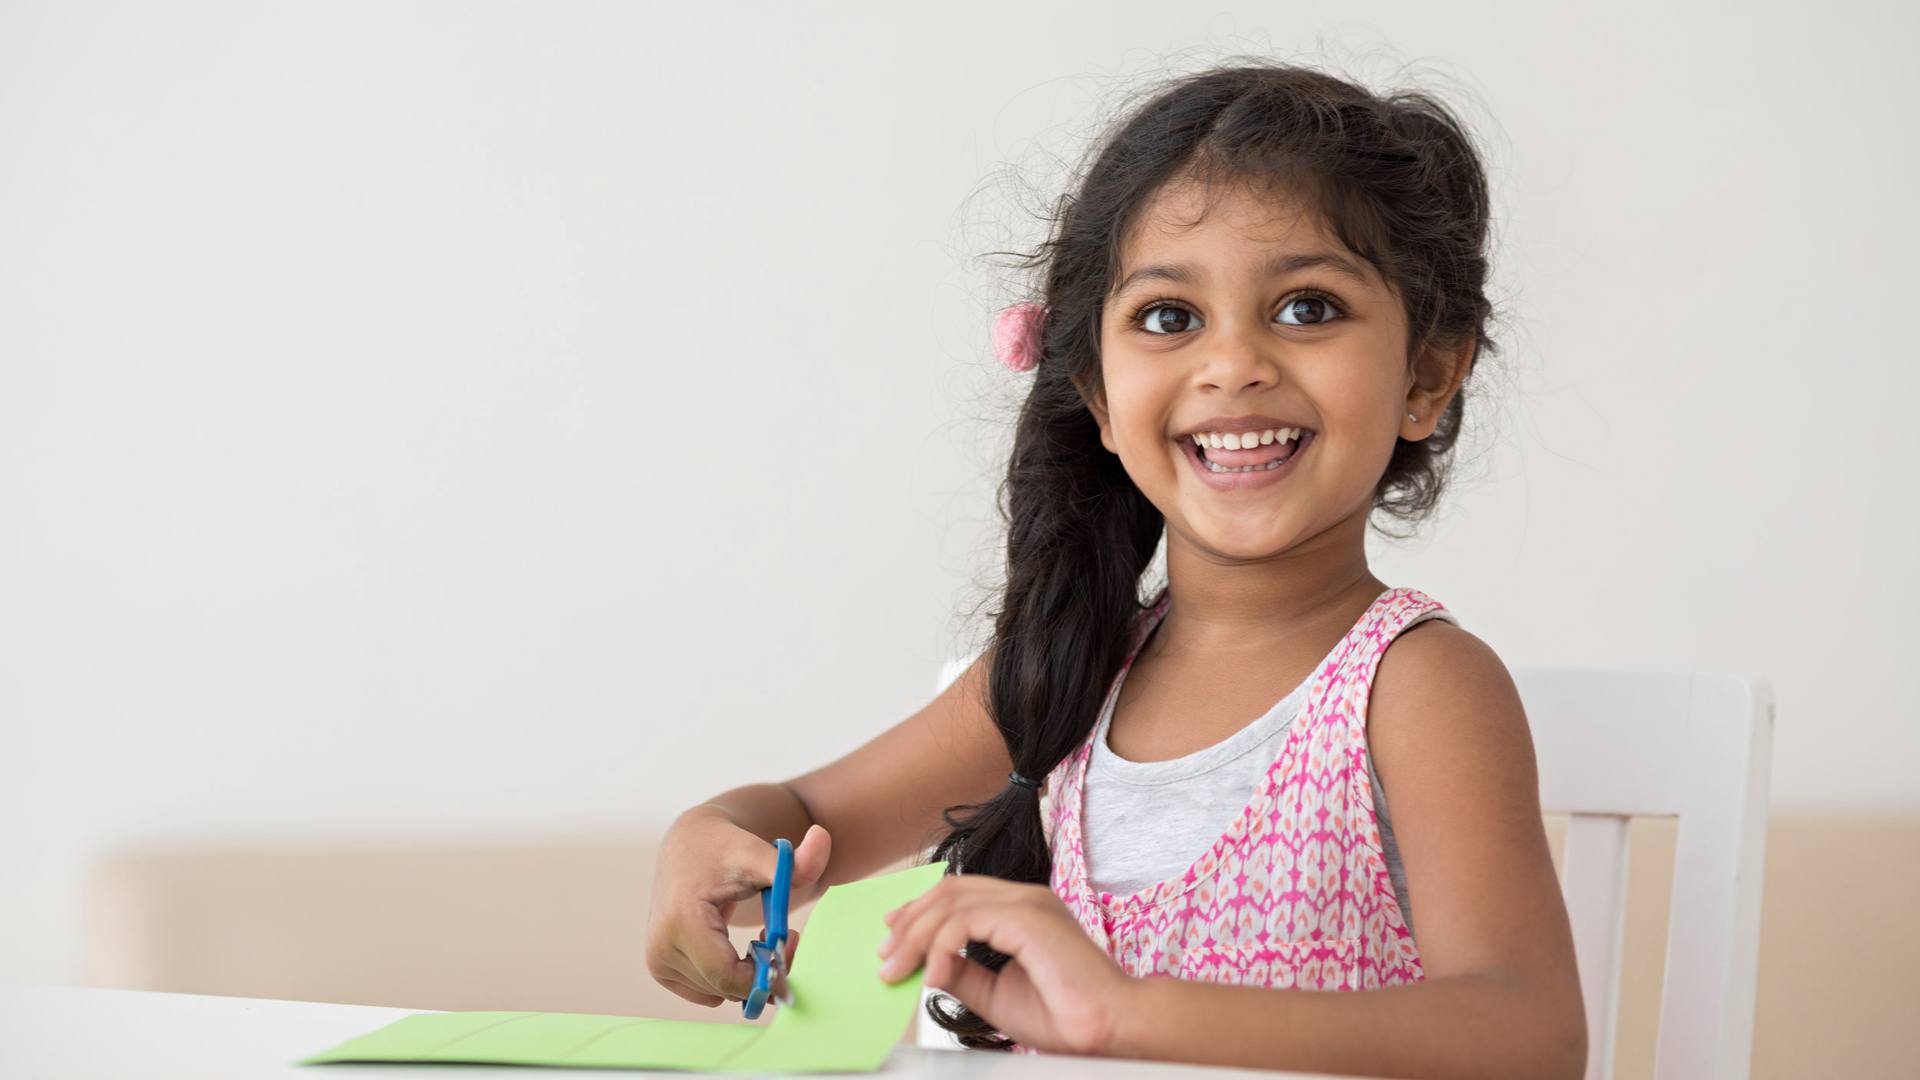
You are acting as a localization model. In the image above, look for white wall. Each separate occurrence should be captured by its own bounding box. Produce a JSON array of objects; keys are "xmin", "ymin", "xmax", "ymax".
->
[{"xmin": 3, "ymin": 0, "xmax": 1914, "ymax": 985}]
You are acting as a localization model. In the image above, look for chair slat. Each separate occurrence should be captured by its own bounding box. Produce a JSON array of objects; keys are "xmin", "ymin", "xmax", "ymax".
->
[
  {"xmin": 1651, "ymin": 675, "xmax": 1774, "ymax": 1080},
  {"xmin": 1563, "ymin": 812, "xmax": 1631, "ymax": 1080}
]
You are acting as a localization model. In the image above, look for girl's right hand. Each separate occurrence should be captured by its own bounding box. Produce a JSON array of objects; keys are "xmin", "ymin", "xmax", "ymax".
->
[{"xmin": 644, "ymin": 814, "xmax": 833, "ymax": 1007}]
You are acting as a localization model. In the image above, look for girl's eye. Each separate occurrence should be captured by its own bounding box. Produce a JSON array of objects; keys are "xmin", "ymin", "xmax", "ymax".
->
[
  {"xmin": 1137, "ymin": 303, "xmax": 1199, "ymax": 335},
  {"xmin": 1127, "ymin": 289, "xmax": 1347, "ymax": 336},
  {"xmin": 1277, "ymin": 291, "xmax": 1345, "ymax": 327}
]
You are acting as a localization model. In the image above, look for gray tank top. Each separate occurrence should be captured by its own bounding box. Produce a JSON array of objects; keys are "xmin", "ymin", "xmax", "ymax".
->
[{"xmin": 1081, "ymin": 607, "xmax": 1454, "ymax": 943}]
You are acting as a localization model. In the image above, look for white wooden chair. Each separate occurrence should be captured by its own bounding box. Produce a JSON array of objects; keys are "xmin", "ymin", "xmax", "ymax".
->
[
  {"xmin": 915, "ymin": 657, "xmax": 1775, "ymax": 1080},
  {"xmin": 1520, "ymin": 667, "xmax": 1773, "ymax": 1080}
]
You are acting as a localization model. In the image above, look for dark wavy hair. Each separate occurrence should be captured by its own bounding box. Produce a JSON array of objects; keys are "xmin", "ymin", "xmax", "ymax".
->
[{"xmin": 925, "ymin": 59, "xmax": 1501, "ymax": 1049}]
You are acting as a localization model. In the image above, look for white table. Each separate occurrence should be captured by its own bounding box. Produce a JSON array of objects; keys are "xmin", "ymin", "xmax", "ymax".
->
[{"xmin": 0, "ymin": 984, "xmax": 1357, "ymax": 1078}]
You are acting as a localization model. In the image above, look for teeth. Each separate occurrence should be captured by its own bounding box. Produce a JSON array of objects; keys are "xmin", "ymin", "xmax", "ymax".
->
[
  {"xmin": 1189, "ymin": 427, "xmax": 1306, "ymax": 473},
  {"xmin": 1204, "ymin": 455, "xmax": 1289, "ymax": 473},
  {"xmin": 1191, "ymin": 427, "xmax": 1300, "ymax": 449}
]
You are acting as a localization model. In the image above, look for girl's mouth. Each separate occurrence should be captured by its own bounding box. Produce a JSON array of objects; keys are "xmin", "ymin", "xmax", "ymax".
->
[{"xmin": 1177, "ymin": 429, "xmax": 1313, "ymax": 491}]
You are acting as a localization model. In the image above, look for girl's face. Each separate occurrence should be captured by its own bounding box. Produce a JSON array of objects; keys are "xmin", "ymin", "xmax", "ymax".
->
[{"xmin": 1083, "ymin": 178, "xmax": 1465, "ymax": 562}]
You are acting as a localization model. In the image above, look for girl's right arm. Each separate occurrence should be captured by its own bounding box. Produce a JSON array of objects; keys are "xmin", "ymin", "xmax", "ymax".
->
[{"xmin": 643, "ymin": 647, "xmax": 1009, "ymax": 1007}]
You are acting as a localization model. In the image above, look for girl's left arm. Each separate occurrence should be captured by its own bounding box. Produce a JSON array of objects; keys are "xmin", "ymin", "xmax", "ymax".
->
[
  {"xmin": 877, "ymin": 621, "xmax": 1586, "ymax": 1079},
  {"xmin": 1109, "ymin": 621, "xmax": 1587, "ymax": 1079}
]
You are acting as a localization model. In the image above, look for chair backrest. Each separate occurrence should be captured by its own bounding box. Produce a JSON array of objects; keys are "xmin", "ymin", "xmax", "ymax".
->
[
  {"xmin": 1519, "ymin": 667, "xmax": 1773, "ymax": 1080},
  {"xmin": 914, "ymin": 658, "xmax": 1774, "ymax": 1078}
]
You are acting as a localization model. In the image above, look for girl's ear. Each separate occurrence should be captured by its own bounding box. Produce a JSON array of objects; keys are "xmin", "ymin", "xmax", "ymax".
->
[
  {"xmin": 1406, "ymin": 332, "xmax": 1475, "ymax": 428},
  {"xmin": 1071, "ymin": 371, "xmax": 1120, "ymax": 455}
]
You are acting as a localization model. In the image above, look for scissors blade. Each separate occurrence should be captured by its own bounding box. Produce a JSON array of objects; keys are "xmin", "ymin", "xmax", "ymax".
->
[{"xmin": 772, "ymin": 948, "xmax": 793, "ymax": 1005}]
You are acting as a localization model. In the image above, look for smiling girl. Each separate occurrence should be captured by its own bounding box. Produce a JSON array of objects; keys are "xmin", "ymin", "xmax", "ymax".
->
[{"xmin": 645, "ymin": 61, "xmax": 1585, "ymax": 1079}]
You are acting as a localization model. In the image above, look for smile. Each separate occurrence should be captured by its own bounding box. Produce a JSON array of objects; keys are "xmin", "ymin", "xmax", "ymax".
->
[{"xmin": 1177, "ymin": 429, "xmax": 1314, "ymax": 491}]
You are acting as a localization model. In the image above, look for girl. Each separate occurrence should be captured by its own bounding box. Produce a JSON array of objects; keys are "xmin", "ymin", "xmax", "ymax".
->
[{"xmin": 645, "ymin": 61, "xmax": 1585, "ymax": 1079}]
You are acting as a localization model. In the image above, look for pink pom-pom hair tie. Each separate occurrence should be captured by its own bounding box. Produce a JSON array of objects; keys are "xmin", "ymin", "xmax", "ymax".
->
[{"xmin": 991, "ymin": 300, "xmax": 1047, "ymax": 373}]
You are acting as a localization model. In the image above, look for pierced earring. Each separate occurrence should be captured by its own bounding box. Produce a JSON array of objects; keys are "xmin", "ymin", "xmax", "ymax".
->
[{"xmin": 1407, "ymin": 412, "xmax": 1418, "ymax": 421}]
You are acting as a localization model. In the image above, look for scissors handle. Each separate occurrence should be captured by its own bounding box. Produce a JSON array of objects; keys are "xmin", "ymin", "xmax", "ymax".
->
[{"xmin": 742, "ymin": 837, "xmax": 794, "ymax": 1019}]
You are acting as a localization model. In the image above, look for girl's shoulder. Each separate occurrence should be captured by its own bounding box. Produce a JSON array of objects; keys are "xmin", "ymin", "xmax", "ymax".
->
[
  {"xmin": 1367, "ymin": 614, "xmax": 1533, "ymax": 795},
  {"xmin": 1374, "ymin": 610, "xmax": 1504, "ymax": 703}
]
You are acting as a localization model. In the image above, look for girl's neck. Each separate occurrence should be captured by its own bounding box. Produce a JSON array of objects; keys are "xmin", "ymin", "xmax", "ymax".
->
[{"xmin": 1150, "ymin": 524, "xmax": 1385, "ymax": 664}]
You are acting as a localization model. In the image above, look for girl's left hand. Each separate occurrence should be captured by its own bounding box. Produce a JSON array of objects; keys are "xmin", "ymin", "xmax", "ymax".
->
[{"xmin": 875, "ymin": 875, "xmax": 1133, "ymax": 1056}]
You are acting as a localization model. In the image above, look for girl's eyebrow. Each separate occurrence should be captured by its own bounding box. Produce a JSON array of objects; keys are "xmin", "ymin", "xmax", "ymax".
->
[{"xmin": 1111, "ymin": 250, "xmax": 1372, "ymax": 298}]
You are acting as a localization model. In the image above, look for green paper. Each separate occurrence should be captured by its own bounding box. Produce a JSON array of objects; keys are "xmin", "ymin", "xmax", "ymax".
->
[{"xmin": 298, "ymin": 859, "xmax": 948, "ymax": 1073}]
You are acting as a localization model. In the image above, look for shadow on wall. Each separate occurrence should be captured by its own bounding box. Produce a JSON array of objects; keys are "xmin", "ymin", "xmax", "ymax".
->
[{"xmin": 79, "ymin": 815, "xmax": 1918, "ymax": 1076}]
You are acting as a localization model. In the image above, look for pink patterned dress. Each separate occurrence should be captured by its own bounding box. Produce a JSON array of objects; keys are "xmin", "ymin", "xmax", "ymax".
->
[{"xmin": 1009, "ymin": 585, "xmax": 1445, "ymax": 1054}]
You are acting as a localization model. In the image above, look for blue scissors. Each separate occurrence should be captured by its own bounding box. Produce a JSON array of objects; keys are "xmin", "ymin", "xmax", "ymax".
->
[{"xmin": 742, "ymin": 836, "xmax": 794, "ymax": 1019}]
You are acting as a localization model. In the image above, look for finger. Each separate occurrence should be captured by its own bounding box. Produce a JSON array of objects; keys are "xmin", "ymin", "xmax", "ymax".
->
[
  {"xmin": 713, "ymin": 830, "xmax": 786, "ymax": 902},
  {"xmin": 784, "ymin": 927, "xmax": 801, "ymax": 969},
  {"xmin": 929, "ymin": 948, "xmax": 998, "ymax": 1023},
  {"xmin": 924, "ymin": 915, "xmax": 990, "ymax": 991},
  {"xmin": 674, "ymin": 933, "xmax": 758, "ymax": 1002},
  {"xmin": 920, "ymin": 898, "xmax": 1045, "ymax": 991},
  {"xmin": 659, "ymin": 975, "xmax": 726, "ymax": 1008},
  {"xmin": 790, "ymin": 824, "xmax": 832, "ymax": 894},
  {"xmin": 880, "ymin": 874, "xmax": 995, "ymax": 971},
  {"xmin": 877, "ymin": 886, "xmax": 958, "ymax": 983},
  {"xmin": 711, "ymin": 823, "xmax": 811, "ymax": 910}
]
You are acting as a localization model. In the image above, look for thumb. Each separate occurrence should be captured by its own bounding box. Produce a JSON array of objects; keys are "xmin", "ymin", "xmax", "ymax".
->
[{"xmin": 789, "ymin": 823, "xmax": 832, "ymax": 894}]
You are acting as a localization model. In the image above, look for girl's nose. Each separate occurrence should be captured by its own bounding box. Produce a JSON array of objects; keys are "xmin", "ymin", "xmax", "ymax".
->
[{"xmin": 1192, "ymin": 320, "xmax": 1285, "ymax": 391}]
